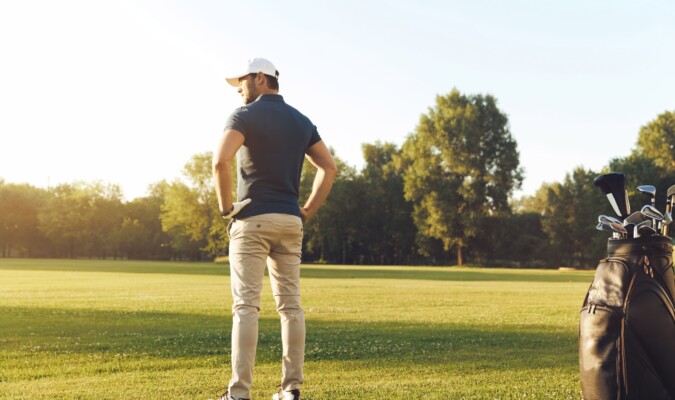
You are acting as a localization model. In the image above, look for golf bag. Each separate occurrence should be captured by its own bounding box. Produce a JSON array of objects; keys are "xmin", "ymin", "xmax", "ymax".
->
[{"xmin": 579, "ymin": 235, "xmax": 675, "ymax": 399}]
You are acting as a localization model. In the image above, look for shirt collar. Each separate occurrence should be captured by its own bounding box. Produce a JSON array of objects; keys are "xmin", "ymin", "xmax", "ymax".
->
[{"xmin": 255, "ymin": 94, "xmax": 284, "ymax": 103}]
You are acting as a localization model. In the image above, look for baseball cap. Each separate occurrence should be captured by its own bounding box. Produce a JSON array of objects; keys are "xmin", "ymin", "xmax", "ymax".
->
[{"xmin": 225, "ymin": 58, "xmax": 279, "ymax": 87}]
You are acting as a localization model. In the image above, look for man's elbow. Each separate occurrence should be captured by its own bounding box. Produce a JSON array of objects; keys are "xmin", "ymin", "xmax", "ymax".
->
[
  {"xmin": 212, "ymin": 158, "xmax": 230, "ymax": 174},
  {"xmin": 325, "ymin": 162, "xmax": 338, "ymax": 178}
]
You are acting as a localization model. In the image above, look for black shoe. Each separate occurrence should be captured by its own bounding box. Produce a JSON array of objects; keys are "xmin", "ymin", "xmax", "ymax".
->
[{"xmin": 272, "ymin": 388, "xmax": 300, "ymax": 400}]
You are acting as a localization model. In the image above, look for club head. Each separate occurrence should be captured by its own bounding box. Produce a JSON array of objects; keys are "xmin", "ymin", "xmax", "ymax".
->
[
  {"xmin": 662, "ymin": 211, "xmax": 673, "ymax": 236},
  {"xmin": 666, "ymin": 185, "xmax": 675, "ymax": 215},
  {"xmin": 666, "ymin": 185, "xmax": 675, "ymax": 233},
  {"xmin": 641, "ymin": 204, "xmax": 664, "ymax": 221},
  {"xmin": 623, "ymin": 223, "xmax": 635, "ymax": 238},
  {"xmin": 633, "ymin": 220, "xmax": 652, "ymax": 238},
  {"xmin": 594, "ymin": 173, "xmax": 630, "ymax": 219},
  {"xmin": 610, "ymin": 222, "xmax": 628, "ymax": 236},
  {"xmin": 597, "ymin": 221, "xmax": 627, "ymax": 237},
  {"xmin": 598, "ymin": 215, "xmax": 623, "ymax": 226},
  {"xmin": 637, "ymin": 185, "xmax": 656, "ymax": 200},
  {"xmin": 596, "ymin": 222, "xmax": 610, "ymax": 232},
  {"xmin": 623, "ymin": 211, "xmax": 646, "ymax": 226}
]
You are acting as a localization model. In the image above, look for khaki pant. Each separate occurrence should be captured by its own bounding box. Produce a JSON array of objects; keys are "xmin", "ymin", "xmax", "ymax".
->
[{"xmin": 227, "ymin": 213, "xmax": 305, "ymax": 399}]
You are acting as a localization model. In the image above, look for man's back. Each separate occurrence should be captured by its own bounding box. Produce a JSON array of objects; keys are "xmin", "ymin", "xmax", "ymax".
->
[{"xmin": 225, "ymin": 94, "xmax": 321, "ymax": 219}]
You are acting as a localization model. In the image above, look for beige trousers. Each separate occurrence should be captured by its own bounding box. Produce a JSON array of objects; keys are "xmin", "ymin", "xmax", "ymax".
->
[{"xmin": 227, "ymin": 213, "xmax": 305, "ymax": 399}]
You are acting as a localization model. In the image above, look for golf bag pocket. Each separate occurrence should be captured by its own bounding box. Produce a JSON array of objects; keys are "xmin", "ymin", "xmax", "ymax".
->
[
  {"xmin": 580, "ymin": 236, "xmax": 675, "ymax": 400},
  {"xmin": 585, "ymin": 259, "xmax": 631, "ymax": 308},
  {"xmin": 578, "ymin": 258, "xmax": 630, "ymax": 398},
  {"xmin": 579, "ymin": 303, "xmax": 622, "ymax": 399}
]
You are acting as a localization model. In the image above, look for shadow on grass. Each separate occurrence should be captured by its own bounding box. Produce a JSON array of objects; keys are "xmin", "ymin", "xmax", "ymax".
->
[
  {"xmin": 0, "ymin": 305, "xmax": 577, "ymax": 372},
  {"xmin": 0, "ymin": 259, "xmax": 593, "ymax": 283}
]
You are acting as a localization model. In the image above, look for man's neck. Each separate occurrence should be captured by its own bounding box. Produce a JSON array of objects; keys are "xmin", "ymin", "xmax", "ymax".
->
[{"xmin": 259, "ymin": 88, "xmax": 279, "ymax": 96}]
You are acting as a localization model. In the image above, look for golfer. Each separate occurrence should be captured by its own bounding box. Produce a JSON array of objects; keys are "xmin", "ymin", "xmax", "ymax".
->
[{"xmin": 213, "ymin": 58, "xmax": 337, "ymax": 400}]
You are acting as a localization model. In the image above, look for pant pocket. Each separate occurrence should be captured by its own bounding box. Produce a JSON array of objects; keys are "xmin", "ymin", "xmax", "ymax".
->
[{"xmin": 227, "ymin": 219, "xmax": 235, "ymax": 239}]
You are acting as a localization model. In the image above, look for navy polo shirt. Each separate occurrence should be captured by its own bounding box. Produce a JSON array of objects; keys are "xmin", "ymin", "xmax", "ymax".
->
[{"xmin": 223, "ymin": 94, "xmax": 322, "ymax": 219}]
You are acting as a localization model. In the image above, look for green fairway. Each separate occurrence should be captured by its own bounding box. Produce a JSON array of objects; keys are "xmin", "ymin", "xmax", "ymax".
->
[{"xmin": 0, "ymin": 259, "xmax": 592, "ymax": 399}]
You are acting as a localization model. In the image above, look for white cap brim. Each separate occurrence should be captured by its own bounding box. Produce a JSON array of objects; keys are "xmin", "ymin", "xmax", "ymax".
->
[
  {"xmin": 224, "ymin": 58, "xmax": 278, "ymax": 87},
  {"xmin": 225, "ymin": 74, "xmax": 243, "ymax": 86}
]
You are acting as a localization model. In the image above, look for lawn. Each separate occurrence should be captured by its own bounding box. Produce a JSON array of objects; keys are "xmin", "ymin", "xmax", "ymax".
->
[{"xmin": 0, "ymin": 259, "xmax": 593, "ymax": 399}]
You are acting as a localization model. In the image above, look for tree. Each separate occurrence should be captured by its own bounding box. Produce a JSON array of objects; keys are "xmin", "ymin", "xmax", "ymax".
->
[
  {"xmin": 0, "ymin": 183, "xmax": 46, "ymax": 257},
  {"xmin": 38, "ymin": 182, "xmax": 123, "ymax": 258},
  {"xmin": 398, "ymin": 89, "xmax": 523, "ymax": 265},
  {"xmin": 161, "ymin": 181, "xmax": 206, "ymax": 259},
  {"xmin": 113, "ymin": 217, "xmax": 152, "ymax": 259},
  {"xmin": 358, "ymin": 142, "xmax": 417, "ymax": 264},
  {"xmin": 607, "ymin": 154, "xmax": 674, "ymax": 210},
  {"xmin": 112, "ymin": 182, "xmax": 171, "ymax": 260},
  {"xmin": 470, "ymin": 212, "xmax": 548, "ymax": 267},
  {"xmin": 634, "ymin": 110, "xmax": 675, "ymax": 171},
  {"xmin": 300, "ymin": 152, "xmax": 360, "ymax": 263},
  {"xmin": 82, "ymin": 182, "xmax": 124, "ymax": 258},
  {"xmin": 160, "ymin": 153, "xmax": 230, "ymax": 260},
  {"xmin": 539, "ymin": 168, "xmax": 606, "ymax": 267}
]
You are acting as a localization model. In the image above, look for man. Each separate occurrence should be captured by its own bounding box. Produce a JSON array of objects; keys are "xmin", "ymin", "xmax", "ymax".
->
[{"xmin": 213, "ymin": 58, "xmax": 337, "ymax": 400}]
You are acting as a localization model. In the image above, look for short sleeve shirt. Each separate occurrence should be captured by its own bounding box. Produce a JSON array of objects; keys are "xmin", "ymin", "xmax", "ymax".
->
[{"xmin": 223, "ymin": 94, "xmax": 321, "ymax": 219}]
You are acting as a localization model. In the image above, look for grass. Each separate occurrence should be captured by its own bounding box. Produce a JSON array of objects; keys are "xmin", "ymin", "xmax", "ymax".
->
[{"xmin": 0, "ymin": 259, "xmax": 593, "ymax": 399}]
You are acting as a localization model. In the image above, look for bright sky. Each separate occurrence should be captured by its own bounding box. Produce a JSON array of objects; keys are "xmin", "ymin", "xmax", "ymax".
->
[{"xmin": 1, "ymin": 0, "xmax": 673, "ymax": 200}]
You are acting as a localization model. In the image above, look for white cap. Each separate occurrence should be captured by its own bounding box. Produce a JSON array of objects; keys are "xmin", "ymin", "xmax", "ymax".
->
[{"xmin": 225, "ymin": 58, "xmax": 279, "ymax": 86}]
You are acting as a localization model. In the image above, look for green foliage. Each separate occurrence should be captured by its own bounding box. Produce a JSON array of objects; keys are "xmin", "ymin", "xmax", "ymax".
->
[
  {"xmin": 0, "ymin": 259, "xmax": 590, "ymax": 398},
  {"xmin": 398, "ymin": 89, "xmax": 523, "ymax": 265},
  {"xmin": 634, "ymin": 110, "xmax": 675, "ymax": 171},
  {"xmin": 38, "ymin": 182, "xmax": 124, "ymax": 258},
  {"xmin": 358, "ymin": 142, "xmax": 418, "ymax": 264},
  {"xmin": 2, "ymin": 103, "xmax": 672, "ymax": 267},
  {"xmin": 301, "ymin": 151, "xmax": 360, "ymax": 262},
  {"xmin": 300, "ymin": 144, "xmax": 418, "ymax": 265},
  {"xmin": 512, "ymin": 183, "xmax": 550, "ymax": 215},
  {"xmin": 539, "ymin": 168, "xmax": 606, "ymax": 267},
  {"xmin": 607, "ymin": 154, "xmax": 675, "ymax": 211},
  {"xmin": 0, "ymin": 183, "xmax": 46, "ymax": 257},
  {"xmin": 122, "ymin": 183, "xmax": 171, "ymax": 260},
  {"xmin": 160, "ymin": 153, "xmax": 228, "ymax": 260},
  {"xmin": 471, "ymin": 213, "xmax": 548, "ymax": 267}
]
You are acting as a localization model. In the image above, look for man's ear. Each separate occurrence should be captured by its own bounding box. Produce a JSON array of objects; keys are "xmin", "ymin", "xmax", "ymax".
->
[{"xmin": 255, "ymin": 72, "xmax": 266, "ymax": 86}]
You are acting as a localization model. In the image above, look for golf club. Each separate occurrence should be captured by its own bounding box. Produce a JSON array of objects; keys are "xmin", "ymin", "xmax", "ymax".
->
[
  {"xmin": 665, "ymin": 185, "xmax": 675, "ymax": 235},
  {"xmin": 641, "ymin": 204, "xmax": 664, "ymax": 233},
  {"xmin": 623, "ymin": 211, "xmax": 647, "ymax": 226},
  {"xmin": 598, "ymin": 215, "xmax": 623, "ymax": 225},
  {"xmin": 622, "ymin": 211, "xmax": 647, "ymax": 239},
  {"xmin": 637, "ymin": 185, "xmax": 657, "ymax": 227},
  {"xmin": 637, "ymin": 185, "xmax": 656, "ymax": 208},
  {"xmin": 597, "ymin": 222, "xmax": 626, "ymax": 239},
  {"xmin": 594, "ymin": 173, "xmax": 630, "ymax": 219},
  {"xmin": 662, "ymin": 211, "xmax": 673, "ymax": 235},
  {"xmin": 634, "ymin": 220, "xmax": 653, "ymax": 238}
]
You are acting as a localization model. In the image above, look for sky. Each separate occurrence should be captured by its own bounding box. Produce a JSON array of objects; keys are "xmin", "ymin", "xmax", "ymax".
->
[{"xmin": 1, "ymin": 0, "xmax": 673, "ymax": 200}]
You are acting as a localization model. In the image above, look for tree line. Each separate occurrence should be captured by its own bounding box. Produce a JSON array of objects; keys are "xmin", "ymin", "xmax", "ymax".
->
[{"xmin": 2, "ymin": 89, "xmax": 673, "ymax": 267}]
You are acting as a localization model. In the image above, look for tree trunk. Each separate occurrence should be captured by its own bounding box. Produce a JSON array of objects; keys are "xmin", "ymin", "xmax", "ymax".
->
[{"xmin": 457, "ymin": 245, "xmax": 463, "ymax": 266}]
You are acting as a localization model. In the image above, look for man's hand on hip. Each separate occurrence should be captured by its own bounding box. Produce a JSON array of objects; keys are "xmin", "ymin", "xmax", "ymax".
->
[{"xmin": 221, "ymin": 199, "xmax": 252, "ymax": 219}]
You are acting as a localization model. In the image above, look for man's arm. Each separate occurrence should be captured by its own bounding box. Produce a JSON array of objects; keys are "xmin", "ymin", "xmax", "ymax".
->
[
  {"xmin": 302, "ymin": 140, "xmax": 338, "ymax": 222},
  {"xmin": 213, "ymin": 129, "xmax": 245, "ymax": 213}
]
